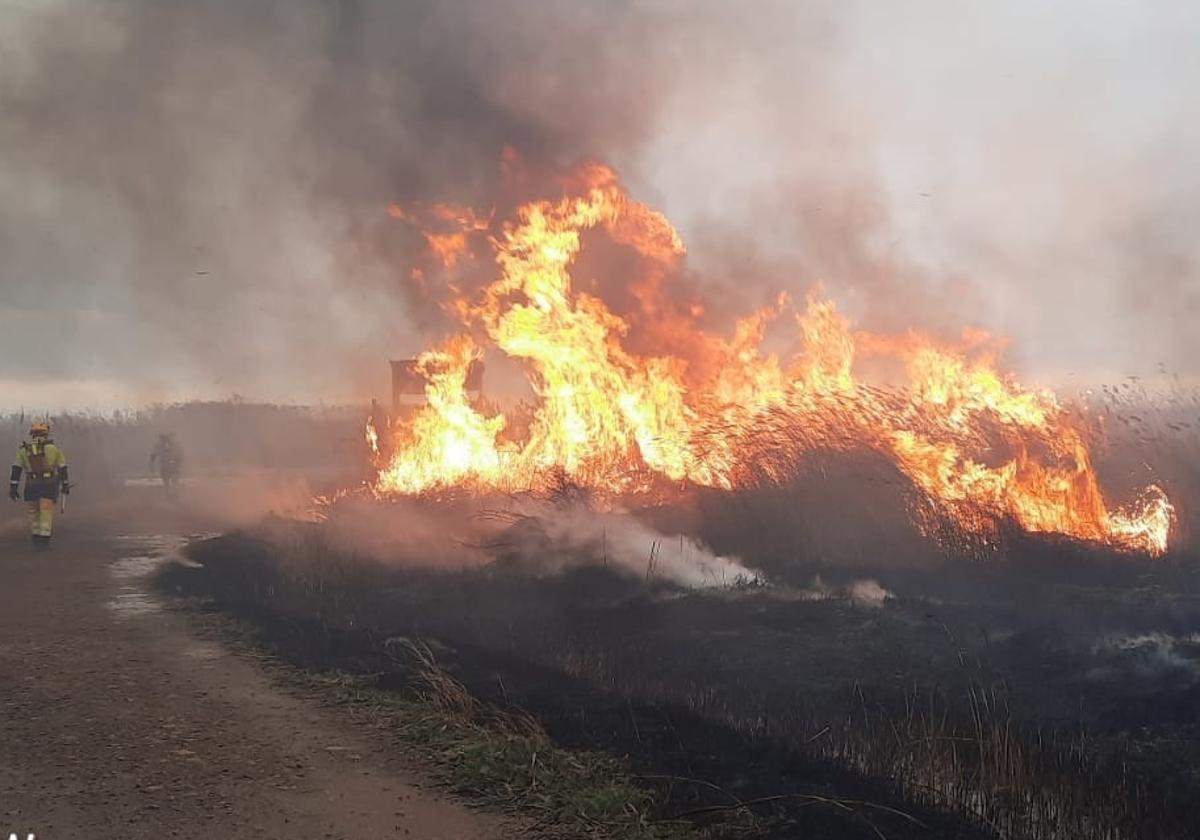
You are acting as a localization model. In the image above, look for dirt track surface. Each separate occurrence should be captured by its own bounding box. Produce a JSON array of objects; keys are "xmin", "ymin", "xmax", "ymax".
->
[{"xmin": 0, "ymin": 499, "xmax": 511, "ymax": 840}]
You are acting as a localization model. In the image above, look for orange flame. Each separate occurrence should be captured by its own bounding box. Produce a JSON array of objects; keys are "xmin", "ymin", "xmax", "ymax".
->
[{"xmin": 375, "ymin": 164, "xmax": 1174, "ymax": 555}]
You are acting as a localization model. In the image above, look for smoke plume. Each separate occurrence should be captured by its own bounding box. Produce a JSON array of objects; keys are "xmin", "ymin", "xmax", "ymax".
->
[
  {"xmin": 309, "ymin": 493, "xmax": 756, "ymax": 588},
  {"xmin": 1, "ymin": 0, "xmax": 1197, "ymax": 411}
]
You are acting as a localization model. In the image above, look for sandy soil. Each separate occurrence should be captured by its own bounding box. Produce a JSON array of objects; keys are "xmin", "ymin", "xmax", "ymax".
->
[{"xmin": 0, "ymin": 491, "xmax": 514, "ymax": 840}]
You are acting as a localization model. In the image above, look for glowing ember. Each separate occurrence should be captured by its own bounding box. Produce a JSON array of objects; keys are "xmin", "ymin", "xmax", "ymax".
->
[{"xmin": 373, "ymin": 163, "xmax": 1174, "ymax": 556}]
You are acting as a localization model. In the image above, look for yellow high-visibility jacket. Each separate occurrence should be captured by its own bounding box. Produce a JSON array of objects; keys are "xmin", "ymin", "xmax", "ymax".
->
[{"xmin": 14, "ymin": 440, "xmax": 68, "ymax": 500}]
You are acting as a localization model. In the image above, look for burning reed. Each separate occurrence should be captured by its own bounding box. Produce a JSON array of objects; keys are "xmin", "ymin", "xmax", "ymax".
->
[{"xmin": 364, "ymin": 162, "xmax": 1174, "ymax": 558}]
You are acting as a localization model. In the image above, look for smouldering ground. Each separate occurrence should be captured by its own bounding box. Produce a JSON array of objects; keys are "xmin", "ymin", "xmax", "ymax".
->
[{"xmin": 170, "ymin": 481, "xmax": 1200, "ymax": 840}]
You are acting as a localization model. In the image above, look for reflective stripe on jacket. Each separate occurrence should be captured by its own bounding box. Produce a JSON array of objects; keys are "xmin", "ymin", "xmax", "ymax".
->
[{"xmin": 16, "ymin": 441, "xmax": 67, "ymax": 480}]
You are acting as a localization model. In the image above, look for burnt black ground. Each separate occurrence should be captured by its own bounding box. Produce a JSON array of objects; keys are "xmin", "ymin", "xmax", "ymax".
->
[
  {"xmin": 165, "ymin": 521, "xmax": 1200, "ymax": 840},
  {"xmin": 166, "ymin": 536, "xmax": 994, "ymax": 840}
]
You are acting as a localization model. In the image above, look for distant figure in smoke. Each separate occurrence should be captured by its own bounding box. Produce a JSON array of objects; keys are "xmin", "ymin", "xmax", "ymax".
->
[
  {"xmin": 9, "ymin": 420, "xmax": 70, "ymax": 550},
  {"xmin": 150, "ymin": 433, "xmax": 183, "ymax": 498}
]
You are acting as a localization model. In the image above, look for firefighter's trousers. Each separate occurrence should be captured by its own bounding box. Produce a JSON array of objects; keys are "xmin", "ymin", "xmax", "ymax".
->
[{"xmin": 27, "ymin": 498, "xmax": 54, "ymax": 538}]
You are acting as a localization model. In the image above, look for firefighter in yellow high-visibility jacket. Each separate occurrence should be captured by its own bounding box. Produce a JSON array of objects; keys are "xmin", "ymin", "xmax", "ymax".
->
[{"xmin": 9, "ymin": 420, "xmax": 70, "ymax": 549}]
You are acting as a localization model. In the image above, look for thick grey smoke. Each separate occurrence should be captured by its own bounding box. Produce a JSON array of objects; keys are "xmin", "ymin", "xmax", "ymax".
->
[
  {"xmin": 0, "ymin": 0, "xmax": 683, "ymax": 408},
  {"xmin": 1, "ymin": 0, "xmax": 1197, "ymax": 411},
  {"xmin": 641, "ymin": 2, "xmax": 1200, "ymax": 381},
  {"xmin": 306, "ymin": 494, "xmax": 757, "ymax": 588}
]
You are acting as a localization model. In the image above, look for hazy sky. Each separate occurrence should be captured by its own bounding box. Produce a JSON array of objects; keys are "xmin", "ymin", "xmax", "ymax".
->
[{"xmin": 1, "ymin": 0, "xmax": 1197, "ymax": 411}]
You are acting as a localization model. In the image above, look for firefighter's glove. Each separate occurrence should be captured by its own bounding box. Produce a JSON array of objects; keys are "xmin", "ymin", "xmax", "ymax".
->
[{"xmin": 61, "ymin": 483, "xmax": 71, "ymax": 496}]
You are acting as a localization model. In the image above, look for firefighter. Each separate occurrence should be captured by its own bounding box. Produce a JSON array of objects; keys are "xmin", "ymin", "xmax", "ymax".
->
[
  {"xmin": 149, "ymin": 432, "xmax": 182, "ymax": 498},
  {"xmin": 9, "ymin": 420, "xmax": 70, "ymax": 549}
]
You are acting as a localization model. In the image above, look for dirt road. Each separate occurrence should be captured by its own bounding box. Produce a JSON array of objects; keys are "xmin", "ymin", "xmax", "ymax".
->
[{"xmin": 0, "ymin": 501, "xmax": 513, "ymax": 840}]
